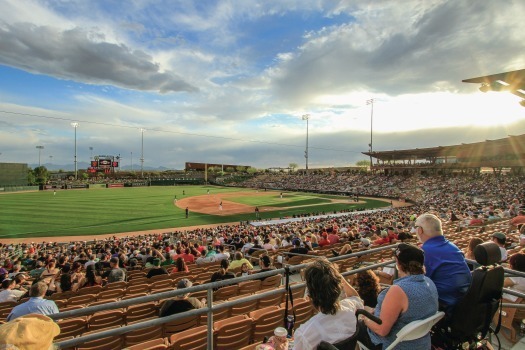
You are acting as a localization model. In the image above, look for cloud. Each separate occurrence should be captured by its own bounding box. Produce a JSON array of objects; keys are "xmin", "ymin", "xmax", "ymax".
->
[
  {"xmin": 1, "ymin": 1, "xmax": 524, "ymax": 170},
  {"xmin": 269, "ymin": 1, "xmax": 525, "ymax": 106},
  {"xmin": 0, "ymin": 23, "xmax": 197, "ymax": 93}
]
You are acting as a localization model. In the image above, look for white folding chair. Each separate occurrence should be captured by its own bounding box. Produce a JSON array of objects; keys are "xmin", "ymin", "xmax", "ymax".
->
[{"xmin": 357, "ymin": 311, "xmax": 445, "ymax": 350}]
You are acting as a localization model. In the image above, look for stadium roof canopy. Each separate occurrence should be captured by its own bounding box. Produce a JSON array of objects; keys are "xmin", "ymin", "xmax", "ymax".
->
[
  {"xmin": 462, "ymin": 69, "xmax": 525, "ymax": 107},
  {"xmin": 362, "ymin": 134, "xmax": 525, "ymax": 163}
]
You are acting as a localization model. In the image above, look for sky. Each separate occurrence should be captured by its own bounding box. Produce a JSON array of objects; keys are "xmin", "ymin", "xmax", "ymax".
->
[{"xmin": 0, "ymin": 0, "xmax": 524, "ymax": 170}]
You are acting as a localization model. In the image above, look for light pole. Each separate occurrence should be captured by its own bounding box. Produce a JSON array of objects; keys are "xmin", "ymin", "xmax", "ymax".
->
[
  {"xmin": 302, "ymin": 114, "xmax": 310, "ymax": 176},
  {"xmin": 36, "ymin": 146, "xmax": 44, "ymax": 167},
  {"xmin": 366, "ymin": 99, "xmax": 374, "ymax": 169},
  {"xmin": 140, "ymin": 128, "xmax": 145, "ymax": 178},
  {"xmin": 131, "ymin": 151, "xmax": 133, "ymax": 172},
  {"xmin": 71, "ymin": 122, "xmax": 78, "ymax": 180},
  {"xmin": 89, "ymin": 147, "xmax": 93, "ymax": 160}
]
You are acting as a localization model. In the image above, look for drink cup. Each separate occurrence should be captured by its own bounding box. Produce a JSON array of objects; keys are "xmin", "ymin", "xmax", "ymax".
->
[{"xmin": 274, "ymin": 327, "xmax": 288, "ymax": 343}]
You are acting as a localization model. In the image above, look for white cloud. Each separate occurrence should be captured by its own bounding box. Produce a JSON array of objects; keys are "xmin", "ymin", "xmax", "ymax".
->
[{"xmin": 0, "ymin": 1, "xmax": 524, "ymax": 170}]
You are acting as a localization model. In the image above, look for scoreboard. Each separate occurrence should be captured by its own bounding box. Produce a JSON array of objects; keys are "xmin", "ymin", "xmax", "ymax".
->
[{"xmin": 88, "ymin": 155, "xmax": 119, "ymax": 174}]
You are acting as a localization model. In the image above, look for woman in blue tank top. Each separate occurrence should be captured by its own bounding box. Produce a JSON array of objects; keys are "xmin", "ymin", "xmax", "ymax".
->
[{"xmin": 359, "ymin": 243, "xmax": 439, "ymax": 349}]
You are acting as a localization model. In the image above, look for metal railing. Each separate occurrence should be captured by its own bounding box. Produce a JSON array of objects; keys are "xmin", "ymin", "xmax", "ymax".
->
[{"xmin": 53, "ymin": 244, "xmax": 396, "ymax": 349}]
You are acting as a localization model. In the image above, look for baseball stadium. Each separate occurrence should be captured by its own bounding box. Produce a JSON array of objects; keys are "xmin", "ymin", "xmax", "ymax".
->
[
  {"xmin": 1, "ymin": 128, "xmax": 525, "ymax": 349},
  {"xmin": 2, "ymin": 3, "xmax": 525, "ymax": 350}
]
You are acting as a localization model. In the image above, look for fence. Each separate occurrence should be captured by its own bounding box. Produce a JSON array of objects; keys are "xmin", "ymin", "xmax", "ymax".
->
[{"xmin": 53, "ymin": 245, "xmax": 396, "ymax": 349}]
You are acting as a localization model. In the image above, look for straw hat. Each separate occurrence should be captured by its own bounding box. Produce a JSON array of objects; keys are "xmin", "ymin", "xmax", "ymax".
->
[{"xmin": 0, "ymin": 314, "xmax": 60, "ymax": 349}]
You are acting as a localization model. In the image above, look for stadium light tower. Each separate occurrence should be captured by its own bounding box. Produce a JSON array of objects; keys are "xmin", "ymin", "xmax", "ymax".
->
[
  {"xmin": 366, "ymin": 99, "xmax": 374, "ymax": 168},
  {"xmin": 71, "ymin": 122, "xmax": 79, "ymax": 180},
  {"xmin": 302, "ymin": 114, "xmax": 310, "ymax": 176},
  {"xmin": 36, "ymin": 145, "xmax": 44, "ymax": 167},
  {"xmin": 140, "ymin": 128, "xmax": 146, "ymax": 178},
  {"xmin": 89, "ymin": 146, "xmax": 93, "ymax": 160}
]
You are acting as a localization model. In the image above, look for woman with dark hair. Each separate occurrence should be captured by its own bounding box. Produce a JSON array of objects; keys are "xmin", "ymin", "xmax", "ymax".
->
[
  {"xmin": 464, "ymin": 237, "xmax": 484, "ymax": 261},
  {"xmin": 172, "ymin": 257, "xmax": 189, "ymax": 273},
  {"xmin": 56, "ymin": 255, "xmax": 70, "ymax": 272},
  {"xmin": 450, "ymin": 211, "xmax": 460, "ymax": 222},
  {"xmin": 210, "ymin": 259, "xmax": 236, "ymax": 284},
  {"xmin": 118, "ymin": 253, "xmax": 128, "ymax": 268},
  {"xmin": 359, "ymin": 243, "xmax": 439, "ymax": 350},
  {"xmin": 83, "ymin": 265, "xmax": 102, "ymax": 287},
  {"xmin": 293, "ymin": 258, "xmax": 363, "ymax": 350},
  {"xmin": 356, "ymin": 270, "xmax": 381, "ymax": 308},
  {"xmin": 69, "ymin": 261, "xmax": 86, "ymax": 290},
  {"xmin": 464, "ymin": 237, "xmax": 484, "ymax": 270},
  {"xmin": 56, "ymin": 273, "xmax": 73, "ymax": 293}
]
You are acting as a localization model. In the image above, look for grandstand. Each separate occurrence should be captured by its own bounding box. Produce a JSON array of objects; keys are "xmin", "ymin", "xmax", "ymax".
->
[
  {"xmin": 363, "ymin": 134, "xmax": 525, "ymax": 174},
  {"xmin": 1, "ymin": 135, "xmax": 525, "ymax": 348}
]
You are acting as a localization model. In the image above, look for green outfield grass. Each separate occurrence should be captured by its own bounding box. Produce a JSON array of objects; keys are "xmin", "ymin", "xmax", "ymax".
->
[
  {"xmin": 227, "ymin": 192, "xmax": 331, "ymax": 207},
  {"xmin": 0, "ymin": 185, "xmax": 389, "ymax": 239}
]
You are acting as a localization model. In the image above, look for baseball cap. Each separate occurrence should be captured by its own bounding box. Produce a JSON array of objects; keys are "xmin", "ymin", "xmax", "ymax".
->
[
  {"xmin": 492, "ymin": 232, "xmax": 506, "ymax": 240},
  {"xmin": 177, "ymin": 278, "xmax": 192, "ymax": 289}
]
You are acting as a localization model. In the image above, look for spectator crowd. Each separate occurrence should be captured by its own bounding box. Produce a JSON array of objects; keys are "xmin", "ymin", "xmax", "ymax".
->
[{"xmin": 1, "ymin": 172, "xmax": 525, "ymax": 348}]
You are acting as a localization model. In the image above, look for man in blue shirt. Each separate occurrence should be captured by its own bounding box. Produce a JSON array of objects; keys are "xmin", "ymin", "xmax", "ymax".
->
[
  {"xmin": 7, "ymin": 282, "xmax": 59, "ymax": 321},
  {"xmin": 415, "ymin": 213, "xmax": 471, "ymax": 311}
]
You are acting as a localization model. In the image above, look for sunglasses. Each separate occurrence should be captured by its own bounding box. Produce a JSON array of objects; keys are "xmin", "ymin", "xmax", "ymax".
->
[
  {"xmin": 395, "ymin": 244, "xmax": 424, "ymax": 258},
  {"xmin": 395, "ymin": 247, "xmax": 402, "ymax": 258}
]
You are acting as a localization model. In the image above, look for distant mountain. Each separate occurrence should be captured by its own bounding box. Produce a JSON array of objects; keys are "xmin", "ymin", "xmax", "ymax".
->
[{"xmin": 29, "ymin": 162, "xmax": 173, "ymax": 172}]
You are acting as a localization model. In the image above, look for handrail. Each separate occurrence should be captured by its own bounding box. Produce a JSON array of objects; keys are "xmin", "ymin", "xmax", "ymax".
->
[
  {"xmin": 50, "ymin": 268, "xmax": 283, "ymax": 320},
  {"xmin": 501, "ymin": 287, "xmax": 525, "ymax": 299},
  {"xmin": 54, "ymin": 244, "xmax": 397, "ymax": 349},
  {"xmin": 502, "ymin": 303, "xmax": 525, "ymax": 309}
]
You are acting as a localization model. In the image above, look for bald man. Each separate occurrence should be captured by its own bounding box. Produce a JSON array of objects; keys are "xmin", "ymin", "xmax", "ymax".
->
[{"xmin": 414, "ymin": 213, "xmax": 471, "ymax": 311}]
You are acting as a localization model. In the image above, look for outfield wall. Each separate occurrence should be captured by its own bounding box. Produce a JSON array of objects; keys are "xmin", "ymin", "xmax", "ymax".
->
[
  {"xmin": 0, "ymin": 185, "xmax": 39, "ymax": 193},
  {"xmin": 0, "ymin": 163, "xmax": 29, "ymax": 186}
]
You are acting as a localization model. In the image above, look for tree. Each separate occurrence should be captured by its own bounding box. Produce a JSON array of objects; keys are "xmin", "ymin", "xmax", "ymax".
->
[
  {"xmin": 356, "ymin": 160, "xmax": 371, "ymax": 167},
  {"xmin": 289, "ymin": 163, "xmax": 298, "ymax": 172},
  {"xmin": 27, "ymin": 169, "xmax": 36, "ymax": 185},
  {"xmin": 236, "ymin": 166, "xmax": 246, "ymax": 172},
  {"xmin": 246, "ymin": 167, "xmax": 257, "ymax": 174},
  {"xmin": 33, "ymin": 166, "xmax": 49, "ymax": 185},
  {"xmin": 225, "ymin": 167, "xmax": 235, "ymax": 173}
]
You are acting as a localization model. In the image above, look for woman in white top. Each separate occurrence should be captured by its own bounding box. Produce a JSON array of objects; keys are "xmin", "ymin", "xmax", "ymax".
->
[
  {"xmin": 293, "ymin": 258, "xmax": 363, "ymax": 350},
  {"xmin": 503, "ymin": 253, "xmax": 525, "ymax": 302}
]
